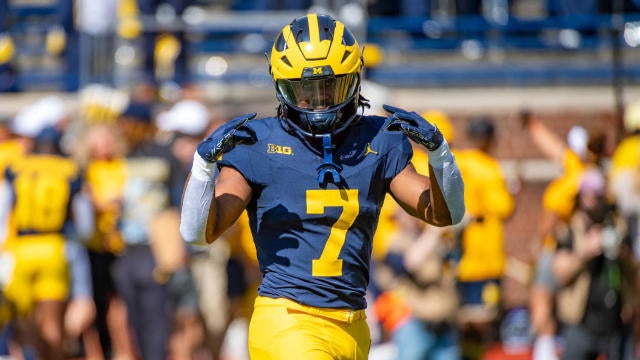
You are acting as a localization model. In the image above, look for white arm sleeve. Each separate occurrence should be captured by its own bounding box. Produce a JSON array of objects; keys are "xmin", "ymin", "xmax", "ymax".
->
[
  {"xmin": 428, "ymin": 140, "xmax": 465, "ymax": 225},
  {"xmin": 180, "ymin": 153, "xmax": 217, "ymax": 246}
]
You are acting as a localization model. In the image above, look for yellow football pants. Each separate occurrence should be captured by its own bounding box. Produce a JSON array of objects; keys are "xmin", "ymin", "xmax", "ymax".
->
[{"xmin": 249, "ymin": 296, "xmax": 370, "ymax": 360}]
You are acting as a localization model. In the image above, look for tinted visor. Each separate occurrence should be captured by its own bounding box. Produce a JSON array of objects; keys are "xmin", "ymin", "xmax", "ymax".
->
[{"xmin": 277, "ymin": 73, "xmax": 358, "ymax": 110}]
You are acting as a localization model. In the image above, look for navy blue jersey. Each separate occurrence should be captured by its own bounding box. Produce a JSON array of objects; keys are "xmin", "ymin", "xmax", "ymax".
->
[{"xmin": 218, "ymin": 116, "xmax": 412, "ymax": 309}]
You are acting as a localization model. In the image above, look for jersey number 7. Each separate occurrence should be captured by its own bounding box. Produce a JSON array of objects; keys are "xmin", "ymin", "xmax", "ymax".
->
[{"xmin": 306, "ymin": 189, "xmax": 359, "ymax": 277}]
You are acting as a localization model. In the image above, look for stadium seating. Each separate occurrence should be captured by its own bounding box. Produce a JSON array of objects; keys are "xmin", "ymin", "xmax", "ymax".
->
[{"xmin": 4, "ymin": 1, "xmax": 640, "ymax": 90}]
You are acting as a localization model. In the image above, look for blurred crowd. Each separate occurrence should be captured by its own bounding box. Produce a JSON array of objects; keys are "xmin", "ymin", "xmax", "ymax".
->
[
  {"xmin": 3, "ymin": 0, "xmax": 640, "ymax": 93},
  {"xmin": 0, "ymin": 83, "xmax": 262, "ymax": 360},
  {"xmin": 0, "ymin": 80, "xmax": 640, "ymax": 360},
  {"xmin": 364, "ymin": 104, "xmax": 640, "ymax": 360}
]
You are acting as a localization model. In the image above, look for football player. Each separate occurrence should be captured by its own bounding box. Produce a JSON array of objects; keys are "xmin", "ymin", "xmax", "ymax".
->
[
  {"xmin": 180, "ymin": 13, "xmax": 465, "ymax": 360},
  {"xmin": 0, "ymin": 125, "xmax": 94, "ymax": 360}
]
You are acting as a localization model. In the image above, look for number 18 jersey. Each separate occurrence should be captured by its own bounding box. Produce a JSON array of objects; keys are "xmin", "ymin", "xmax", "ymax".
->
[
  {"xmin": 218, "ymin": 116, "xmax": 412, "ymax": 309},
  {"xmin": 5, "ymin": 154, "xmax": 82, "ymax": 236}
]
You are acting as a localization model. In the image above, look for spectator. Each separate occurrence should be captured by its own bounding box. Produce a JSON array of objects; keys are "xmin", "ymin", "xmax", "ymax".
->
[
  {"xmin": 132, "ymin": 0, "xmax": 191, "ymax": 87},
  {"xmin": 155, "ymin": 98, "xmax": 211, "ymax": 207},
  {"xmin": 51, "ymin": 0, "xmax": 119, "ymax": 91},
  {"xmin": 156, "ymin": 98, "xmax": 213, "ymax": 359},
  {"xmin": 553, "ymin": 168, "xmax": 637, "ymax": 360},
  {"xmin": 521, "ymin": 111, "xmax": 607, "ymax": 360},
  {"xmin": 73, "ymin": 123, "xmax": 137, "ymax": 359},
  {"xmin": 159, "ymin": 108, "xmax": 259, "ymax": 360},
  {"xmin": 0, "ymin": 0, "xmax": 17, "ymax": 92},
  {"xmin": 112, "ymin": 101, "xmax": 172, "ymax": 360},
  {"xmin": 373, "ymin": 208, "xmax": 461, "ymax": 360},
  {"xmin": 241, "ymin": 0, "xmax": 311, "ymax": 10},
  {"xmin": 453, "ymin": 116, "xmax": 515, "ymax": 359},
  {"xmin": 114, "ymin": 100, "xmax": 203, "ymax": 360}
]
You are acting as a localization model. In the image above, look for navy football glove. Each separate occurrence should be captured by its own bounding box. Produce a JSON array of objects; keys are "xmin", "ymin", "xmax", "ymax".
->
[
  {"xmin": 197, "ymin": 112, "xmax": 257, "ymax": 162},
  {"xmin": 383, "ymin": 105, "xmax": 444, "ymax": 151}
]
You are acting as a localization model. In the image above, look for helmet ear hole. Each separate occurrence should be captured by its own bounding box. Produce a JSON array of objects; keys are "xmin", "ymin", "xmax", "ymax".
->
[{"xmin": 341, "ymin": 51, "xmax": 351, "ymax": 63}]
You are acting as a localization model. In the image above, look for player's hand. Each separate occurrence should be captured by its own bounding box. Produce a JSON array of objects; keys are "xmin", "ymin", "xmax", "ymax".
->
[
  {"xmin": 383, "ymin": 104, "xmax": 444, "ymax": 151},
  {"xmin": 196, "ymin": 112, "xmax": 257, "ymax": 162}
]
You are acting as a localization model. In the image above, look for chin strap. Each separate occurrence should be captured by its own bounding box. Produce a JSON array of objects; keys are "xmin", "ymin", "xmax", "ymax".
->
[{"xmin": 316, "ymin": 134, "xmax": 342, "ymax": 185}]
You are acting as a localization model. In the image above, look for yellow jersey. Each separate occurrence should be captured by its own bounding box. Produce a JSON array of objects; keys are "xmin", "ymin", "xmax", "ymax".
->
[
  {"xmin": 610, "ymin": 134, "xmax": 640, "ymax": 182},
  {"xmin": 85, "ymin": 158, "xmax": 127, "ymax": 253},
  {"xmin": 454, "ymin": 148, "xmax": 514, "ymax": 281},
  {"xmin": 6, "ymin": 154, "xmax": 81, "ymax": 236},
  {"xmin": 3, "ymin": 154, "xmax": 82, "ymax": 313}
]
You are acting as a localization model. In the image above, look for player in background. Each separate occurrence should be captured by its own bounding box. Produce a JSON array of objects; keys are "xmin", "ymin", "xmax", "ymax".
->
[
  {"xmin": 0, "ymin": 123, "xmax": 94, "ymax": 360},
  {"xmin": 453, "ymin": 116, "xmax": 515, "ymax": 359}
]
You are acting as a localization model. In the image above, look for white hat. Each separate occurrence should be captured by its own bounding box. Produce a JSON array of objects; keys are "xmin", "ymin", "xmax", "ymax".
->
[
  {"xmin": 567, "ymin": 125, "xmax": 588, "ymax": 159},
  {"xmin": 12, "ymin": 96, "xmax": 66, "ymax": 137},
  {"xmin": 156, "ymin": 100, "xmax": 209, "ymax": 136}
]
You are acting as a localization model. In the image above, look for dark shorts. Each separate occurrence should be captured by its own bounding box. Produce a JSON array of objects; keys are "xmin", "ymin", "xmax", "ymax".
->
[
  {"xmin": 168, "ymin": 267, "xmax": 200, "ymax": 314},
  {"xmin": 458, "ymin": 278, "xmax": 501, "ymax": 307}
]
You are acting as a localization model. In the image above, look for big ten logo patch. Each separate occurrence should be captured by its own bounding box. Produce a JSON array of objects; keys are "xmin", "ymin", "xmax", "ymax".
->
[{"xmin": 267, "ymin": 144, "xmax": 293, "ymax": 155}]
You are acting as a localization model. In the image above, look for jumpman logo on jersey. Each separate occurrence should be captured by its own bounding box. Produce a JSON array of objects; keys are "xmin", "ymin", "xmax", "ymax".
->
[{"xmin": 364, "ymin": 143, "xmax": 378, "ymax": 156}]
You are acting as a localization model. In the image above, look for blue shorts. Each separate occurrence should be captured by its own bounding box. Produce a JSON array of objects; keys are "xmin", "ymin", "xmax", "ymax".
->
[{"xmin": 458, "ymin": 278, "xmax": 501, "ymax": 307}]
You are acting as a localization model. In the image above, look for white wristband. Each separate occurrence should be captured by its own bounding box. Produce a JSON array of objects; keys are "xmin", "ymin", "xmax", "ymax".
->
[
  {"xmin": 427, "ymin": 139, "xmax": 453, "ymax": 168},
  {"xmin": 191, "ymin": 152, "xmax": 217, "ymax": 181}
]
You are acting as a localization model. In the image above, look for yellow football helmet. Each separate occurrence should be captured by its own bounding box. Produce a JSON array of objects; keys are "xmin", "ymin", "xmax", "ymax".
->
[{"xmin": 270, "ymin": 13, "xmax": 364, "ymax": 136}]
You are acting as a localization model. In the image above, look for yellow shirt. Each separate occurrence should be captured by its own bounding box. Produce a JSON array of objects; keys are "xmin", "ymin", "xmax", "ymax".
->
[
  {"xmin": 610, "ymin": 135, "xmax": 640, "ymax": 182},
  {"xmin": 542, "ymin": 149, "xmax": 584, "ymax": 222},
  {"xmin": 85, "ymin": 159, "xmax": 127, "ymax": 253},
  {"xmin": 454, "ymin": 149, "xmax": 514, "ymax": 281}
]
